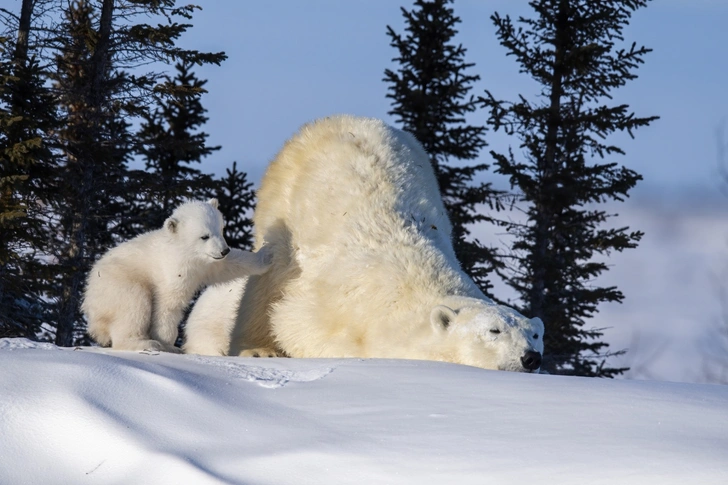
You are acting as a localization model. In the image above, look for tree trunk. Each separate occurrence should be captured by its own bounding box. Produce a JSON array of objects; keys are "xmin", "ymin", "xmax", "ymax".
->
[
  {"xmin": 13, "ymin": 0, "xmax": 33, "ymax": 66},
  {"xmin": 9, "ymin": 0, "xmax": 33, "ymax": 117},
  {"xmin": 55, "ymin": 0, "xmax": 116, "ymax": 346},
  {"xmin": 528, "ymin": 0, "xmax": 568, "ymax": 321},
  {"xmin": 90, "ymin": 0, "xmax": 114, "ymax": 107}
]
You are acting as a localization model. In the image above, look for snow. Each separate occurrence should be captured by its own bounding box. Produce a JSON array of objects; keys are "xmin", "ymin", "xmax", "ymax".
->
[{"xmin": 1, "ymin": 338, "xmax": 727, "ymax": 485}]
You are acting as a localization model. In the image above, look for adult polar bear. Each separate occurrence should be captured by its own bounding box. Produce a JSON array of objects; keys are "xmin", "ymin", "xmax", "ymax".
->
[{"xmin": 227, "ymin": 115, "xmax": 544, "ymax": 372}]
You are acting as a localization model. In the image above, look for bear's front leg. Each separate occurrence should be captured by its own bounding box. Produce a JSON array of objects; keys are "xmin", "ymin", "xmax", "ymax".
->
[{"xmin": 151, "ymin": 305, "xmax": 185, "ymax": 353}]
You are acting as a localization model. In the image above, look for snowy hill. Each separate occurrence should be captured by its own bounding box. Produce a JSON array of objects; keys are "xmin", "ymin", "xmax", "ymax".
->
[{"xmin": 1, "ymin": 338, "xmax": 726, "ymax": 485}]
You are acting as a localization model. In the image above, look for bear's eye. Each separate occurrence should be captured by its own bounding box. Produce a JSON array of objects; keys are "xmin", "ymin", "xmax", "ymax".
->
[
  {"xmin": 533, "ymin": 333, "xmax": 539, "ymax": 339},
  {"xmin": 489, "ymin": 329, "xmax": 501, "ymax": 335},
  {"xmin": 200, "ymin": 235, "xmax": 210, "ymax": 241}
]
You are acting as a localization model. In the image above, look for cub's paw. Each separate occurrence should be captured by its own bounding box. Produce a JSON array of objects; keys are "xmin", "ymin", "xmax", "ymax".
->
[
  {"xmin": 233, "ymin": 245, "xmax": 274, "ymax": 276},
  {"xmin": 239, "ymin": 347, "xmax": 284, "ymax": 358},
  {"xmin": 254, "ymin": 244, "xmax": 274, "ymax": 270}
]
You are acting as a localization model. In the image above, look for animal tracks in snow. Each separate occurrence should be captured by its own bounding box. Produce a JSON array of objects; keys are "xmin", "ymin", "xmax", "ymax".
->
[
  {"xmin": 188, "ymin": 356, "xmax": 335, "ymax": 389},
  {"xmin": 0, "ymin": 338, "xmax": 335, "ymax": 389}
]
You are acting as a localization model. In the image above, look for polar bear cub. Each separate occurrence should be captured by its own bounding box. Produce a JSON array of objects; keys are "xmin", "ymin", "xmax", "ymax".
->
[
  {"xmin": 83, "ymin": 198, "xmax": 271, "ymax": 353},
  {"xmin": 227, "ymin": 115, "xmax": 544, "ymax": 372}
]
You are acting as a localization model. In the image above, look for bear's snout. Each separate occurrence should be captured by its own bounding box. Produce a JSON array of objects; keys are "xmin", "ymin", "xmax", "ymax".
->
[
  {"xmin": 220, "ymin": 247, "xmax": 230, "ymax": 257},
  {"xmin": 521, "ymin": 351, "xmax": 542, "ymax": 371}
]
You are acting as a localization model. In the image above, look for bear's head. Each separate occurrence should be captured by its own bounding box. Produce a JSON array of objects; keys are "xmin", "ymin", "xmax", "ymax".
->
[
  {"xmin": 430, "ymin": 299, "xmax": 544, "ymax": 373},
  {"xmin": 164, "ymin": 198, "xmax": 231, "ymax": 261}
]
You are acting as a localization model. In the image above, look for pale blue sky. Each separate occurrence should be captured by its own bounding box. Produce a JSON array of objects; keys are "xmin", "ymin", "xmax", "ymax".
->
[{"xmin": 179, "ymin": 0, "xmax": 728, "ymax": 200}]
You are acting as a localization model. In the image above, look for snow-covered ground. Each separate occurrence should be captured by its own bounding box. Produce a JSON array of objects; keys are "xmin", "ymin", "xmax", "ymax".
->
[{"xmin": 1, "ymin": 338, "xmax": 726, "ymax": 485}]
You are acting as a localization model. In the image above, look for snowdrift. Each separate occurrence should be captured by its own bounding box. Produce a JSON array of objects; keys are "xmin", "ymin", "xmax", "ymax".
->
[{"xmin": 1, "ymin": 338, "xmax": 726, "ymax": 484}]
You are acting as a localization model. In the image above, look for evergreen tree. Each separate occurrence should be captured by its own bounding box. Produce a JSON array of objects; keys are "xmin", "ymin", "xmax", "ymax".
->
[
  {"xmin": 133, "ymin": 61, "xmax": 220, "ymax": 233},
  {"xmin": 384, "ymin": 0, "xmax": 505, "ymax": 297},
  {"xmin": 0, "ymin": 1, "xmax": 227, "ymax": 344},
  {"xmin": 47, "ymin": 0, "xmax": 226, "ymax": 346},
  {"xmin": 134, "ymin": 61, "xmax": 240, "ymax": 350},
  {"xmin": 0, "ymin": 0, "xmax": 60, "ymax": 339},
  {"xmin": 480, "ymin": 0, "xmax": 658, "ymax": 376},
  {"xmin": 0, "ymin": 36, "xmax": 40, "ymax": 338},
  {"xmin": 214, "ymin": 161, "xmax": 255, "ymax": 250},
  {"xmin": 50, "ymin": 0, "xmax": 132, "ymax": 345}
]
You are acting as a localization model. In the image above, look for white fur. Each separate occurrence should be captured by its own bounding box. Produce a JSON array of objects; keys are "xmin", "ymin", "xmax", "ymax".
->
[
  {"xmin": 82, "ymin": 199, "xmax": 271, "ymax": 353},
  {"xmin": 182, "ymin": 279, "xmax": 246, "ymax": 356},
  {"xmin": 226, "ymin": 115, "xmax": 544, "ymax": 371}
]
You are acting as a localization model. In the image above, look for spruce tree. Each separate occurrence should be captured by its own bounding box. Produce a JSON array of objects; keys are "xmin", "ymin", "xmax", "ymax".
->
[
  {"xmin": 214, "ymin": 161, "xmax": 255, "ymax": 250},
  {"xmin": 480, "ymin": 0, "xmax": 658, "ymax": 376},
  {"xmin": 47, "ymin": 0, "xmax": 226, "ymax": 346},
  {"xmin": 0, "ymin": 36, "xmax": 42, "ymax": 338},
  {"xmin": 0, "ymin": 0, "xmax": 60, "ymax": 339},
  {"xmin": 133, "ymin": 61, "xmax": 220, "ymax": 233},
  {"xmin": 50, "ymin": 0, "xmax": 130, "ymax": 345},
  {"xmin": 0, "ymin": 1, "xmax": 227, "ymax": 344},
  {"xmin": 384, "ymin": 0, "xmax": 505, "ymax": 296}
]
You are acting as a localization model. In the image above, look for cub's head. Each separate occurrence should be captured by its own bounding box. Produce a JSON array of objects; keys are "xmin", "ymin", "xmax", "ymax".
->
[
  {"xmin": 431, "ymin": 299, "xmax": 544, "ymax": 373},
  {"xmin": 164, "ymin": 198, "xmax": 230, "ymax": 261}
]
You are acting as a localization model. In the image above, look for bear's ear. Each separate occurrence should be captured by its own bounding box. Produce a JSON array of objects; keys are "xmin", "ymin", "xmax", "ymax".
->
[
  {"xmin": 165, "ymin": 217, "xmax": 179, "ymax": 234},
  {"xmin": 207, "ymin": 198, "xmax": 219, "ymax": 209},
  {"xmin": 430, "ymin": 305, "xmax": 457, "ymax": 333}
]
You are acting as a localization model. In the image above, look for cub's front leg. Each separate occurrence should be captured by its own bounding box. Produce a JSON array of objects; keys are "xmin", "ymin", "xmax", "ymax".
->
[
  {"xmin": 230, "ymin": 244, "xmax": 273, "ymax": 275},
  {"xmin": 208, "ymin": 245, "xmax": 274, "ymax": 284},
  {"xmin": 150, "ymin": 304, "xmax": 185, "ymax": 353}
]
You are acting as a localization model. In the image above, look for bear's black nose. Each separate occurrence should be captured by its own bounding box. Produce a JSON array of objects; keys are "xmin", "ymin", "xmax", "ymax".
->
[
  {"xmin": 220, "ymin": 248, "xmax": 230, "ymax": 257},
  {"xmin": 521, "ymin": 351, "xmax": 542, "ymax": 371}
]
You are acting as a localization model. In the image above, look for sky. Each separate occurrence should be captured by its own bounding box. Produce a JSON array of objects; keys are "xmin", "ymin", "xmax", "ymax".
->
[
  {"xmin": 2, "ymin": 340, "xmax": 727, "ymax": 484},
  {"xmin": 179, "ymin": 0, "xmax": 728, "ymax": 195},
  {"xmin": 151, "ymin": 1, "xmax": 728, "ymax": 382}
]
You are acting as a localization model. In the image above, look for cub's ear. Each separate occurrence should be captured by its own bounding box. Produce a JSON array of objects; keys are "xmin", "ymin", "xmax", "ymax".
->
[
  {"xmin": 165, "ymin": 217, "xmax": 179, "ymax": 234},
  {"xmin": 207, "ymin": 198, "xmax": 219, "ymax": 209},
  {"xmin": 430, "ymin": 305, "xmax": 457, "ymax": 333}
]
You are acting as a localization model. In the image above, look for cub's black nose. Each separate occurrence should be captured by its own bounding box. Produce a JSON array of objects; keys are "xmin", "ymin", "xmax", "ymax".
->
[
  {"xmin": 521, "ymin": 351, "xmax": 542, "ymax": 371},
  {"xmin": 221, "ymin": 247, "xmax": 230, "ymax": 257}
]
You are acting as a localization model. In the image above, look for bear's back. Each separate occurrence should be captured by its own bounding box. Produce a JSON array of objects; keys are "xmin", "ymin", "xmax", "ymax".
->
[
  {"xmin": 231, "ymin": 115, "xmax": 485, "ymax": 356},
  {"xmin": 91, "ymin": 230, "xmax": 165, "ymax": 283},
  {"xmin": 254, "ymin": 115, "xmax": 454, "ymax": 255}
]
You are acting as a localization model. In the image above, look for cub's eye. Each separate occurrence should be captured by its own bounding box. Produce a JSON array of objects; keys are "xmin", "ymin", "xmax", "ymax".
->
[
  {"xmin": 200, "ymin": 235, "xmax": 210, "ymax": 241},
  {"xmin": 533, "ymin": 333, "xmax": 539, "ymax": 339},
  {"xmin": 489, "ymin": 329, "xmax": 501, "ymax": 335}
]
